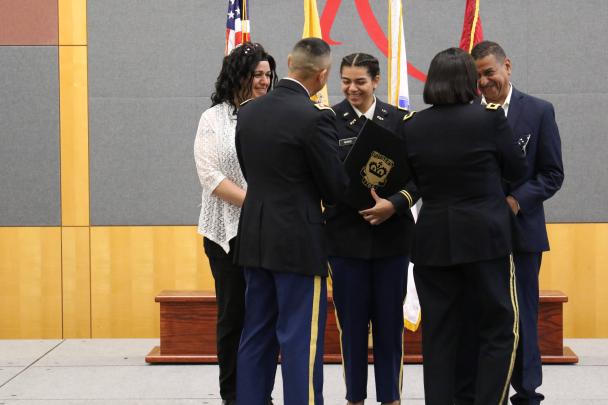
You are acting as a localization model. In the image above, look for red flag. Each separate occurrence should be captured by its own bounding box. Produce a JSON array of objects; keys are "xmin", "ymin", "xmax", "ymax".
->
[
  {"xmin": 225, "ymin": 0, "xmax": 251, "ymax": 55},
  {"xmin": 459, "ymin": 0, "xmax": 483, "ymax": 53}
]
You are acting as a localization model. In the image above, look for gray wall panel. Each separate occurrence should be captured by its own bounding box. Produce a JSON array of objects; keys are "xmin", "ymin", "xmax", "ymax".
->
[
  {"xmin": 527, "ymin": 1, "xmax": 608, "ymax": 94},
  {"xmin": 87, "ymin": 1, "xmax": 608, "ymax": 224},
  {"xmin": 540, "ymin": 94, "xmax": 608, "ymax": 222},
  {"xmin": 0, "ymin": 47, "xmax": 59, "ymax": 226},
  {"xmin": 87, "ymin": 0, "xmax": 226, "ymax": 98},
  {"xmin": 89, "ymin": 97, "xmax": 207, "ymax": 225}
]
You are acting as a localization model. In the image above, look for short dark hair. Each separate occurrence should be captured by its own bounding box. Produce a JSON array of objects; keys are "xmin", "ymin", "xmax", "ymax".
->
[
  {"xmin": 289, "ymin": 38, "xmax": 331, "ymax": 78},
  {"xmin": 423, "ymin": 47, "xmax": 478, "ymax": 105},
  {"xmin": 293, "ymin": 37, "xmax": 331, "ymax": 59},
  {"xmin": 340, "ymin": 53, "xmax": 380, "ymax": 78},
  {"xmin": 471, "ymin": 40, "xmax": 507, "ymax": 62},
  {"xmin": 211, "ymin": 42, "xmax": 277, "ymax": 113}
]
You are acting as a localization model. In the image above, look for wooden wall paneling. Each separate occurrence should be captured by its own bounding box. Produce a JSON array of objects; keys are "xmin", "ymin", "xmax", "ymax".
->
[
  {"xmin": 90, "ymin": 226, "xmax": 213, "ymax": 337},
  {"xmin": 541, "ymin": 224, "xmax": 608, "ymax": 338},
  {"xmin": 59, "ymin": 45, "xmax": 89, "ymax": 226},
  {"xmin": 0, "ymin": 227, "xmax": 62, "ymax": 338},
  {"xmin": 61, "ymin": 227, "xmax": 91, "ymax": 337},
  {"xmin": 58, "ymin": 0, "xmax": 87, "ymax": 46}
]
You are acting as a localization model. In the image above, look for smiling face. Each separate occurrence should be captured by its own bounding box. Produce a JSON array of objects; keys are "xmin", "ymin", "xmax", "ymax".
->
[
  {"xmin": 340, "ymin": 65, "xmax": 379, "ymax": 112},
  {"xmin": 475, "ymin": 53, "xmax": 512, "ymax": 104},
  {"xmin": 250, "ymin": 60, "xmax": 272, "ymax": 99}
]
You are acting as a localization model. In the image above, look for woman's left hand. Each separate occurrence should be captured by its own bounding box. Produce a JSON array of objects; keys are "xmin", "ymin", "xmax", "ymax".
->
[{"xmin": 359, "ymin": 188, "xmax": 396, "ymax": 225}]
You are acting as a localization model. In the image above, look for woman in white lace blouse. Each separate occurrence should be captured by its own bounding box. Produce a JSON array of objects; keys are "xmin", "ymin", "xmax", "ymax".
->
[{"xmin": 194, "ymin": 42, "xmax": 277, "ymax": 405}]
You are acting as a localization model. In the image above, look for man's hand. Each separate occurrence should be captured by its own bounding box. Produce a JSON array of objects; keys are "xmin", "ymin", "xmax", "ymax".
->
[
  {"xmin": 506, "ymin": 195, "xmax": 520, "ymax": 215},
  {"xmin": 359, "ymin": 188, "xmax": 396, "ymax": 225}
]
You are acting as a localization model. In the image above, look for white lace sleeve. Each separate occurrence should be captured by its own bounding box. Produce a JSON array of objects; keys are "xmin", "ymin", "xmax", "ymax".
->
[{"xmin": 194, "ymin": 110, "xmax": 226, "ymax": 198}]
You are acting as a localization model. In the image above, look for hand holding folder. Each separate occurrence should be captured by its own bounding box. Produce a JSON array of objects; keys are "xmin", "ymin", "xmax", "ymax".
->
[
  {"xmin": 359, "ymin": 187, "xmax": 397, "ymax": 225},
  {"xmin": 342, "ymin": 119, "xmax": 412, "ymax": 210}
]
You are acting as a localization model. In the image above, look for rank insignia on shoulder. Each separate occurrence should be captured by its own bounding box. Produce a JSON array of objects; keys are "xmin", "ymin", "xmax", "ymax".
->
[
  {"xmin": 239, "ymin": 98, "xmax": 253, "ymax": 106},
  {"xmin": 314, "ymin": 103, "xmax": 336, "ymax": 115},
  {"xmin": 402, "ymin": 111, "xmax": 417, "ymax": 121},
  {"xmin": 486, "ymin": 103, "xmax": 501, "ymax": 110},
  {"xmin": 343, "ymin": 112, "xmax": 350, "ymax": 117},
  {"xmin": 376, "ymin": 115, "xmax": 384, "ymax": 121}
]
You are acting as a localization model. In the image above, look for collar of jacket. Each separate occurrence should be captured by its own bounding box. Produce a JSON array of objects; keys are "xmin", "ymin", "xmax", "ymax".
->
[
  {"xmin": 277, "ymin": 78, "xmax": 310, "ymax": 97},
  {"xmin": 334, "ymin": 98, "xmax": 392, "ymax": 133}
]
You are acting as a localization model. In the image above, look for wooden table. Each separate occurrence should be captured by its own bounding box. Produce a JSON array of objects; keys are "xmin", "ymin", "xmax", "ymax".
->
[{"xmin": 145, "ymin": 289, "xmax": 577, "ymax": 364}]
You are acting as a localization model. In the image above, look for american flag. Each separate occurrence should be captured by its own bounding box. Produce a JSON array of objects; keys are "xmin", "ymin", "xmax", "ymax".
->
[{"xmin": 225, "ymin": 0, "xmax": 250, "ymax": 55}]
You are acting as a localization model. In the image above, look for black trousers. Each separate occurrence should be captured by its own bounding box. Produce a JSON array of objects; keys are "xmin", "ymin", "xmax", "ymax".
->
[
  {"xmin": 204, "ymin": 237, "xmax": 246, "ymax": 401},
  {"xmin": 414, "ymin": 255, "xmax": 519, "ymax": 405},
  {"xmin": 454, "ymin": 253, "xmax": 543, "ymax": 405}
]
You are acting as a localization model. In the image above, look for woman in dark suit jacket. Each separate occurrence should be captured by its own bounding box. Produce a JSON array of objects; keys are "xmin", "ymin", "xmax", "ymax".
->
[
  {"xmin": 401, "ymin": 47, "xmax": 527, "ymax": 405},
  {"xmin": 325, "ymin": 53, "xmax": 418, "ymax": 405}
]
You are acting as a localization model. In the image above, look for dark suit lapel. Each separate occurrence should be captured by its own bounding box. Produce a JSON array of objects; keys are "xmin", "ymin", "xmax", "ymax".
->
[{"xmin": 507, "ymin": 87, "xmax": 524, "ymax": 128}]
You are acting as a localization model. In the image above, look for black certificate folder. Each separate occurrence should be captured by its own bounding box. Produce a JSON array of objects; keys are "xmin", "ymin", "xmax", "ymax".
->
[{"xmin": 343, "ymin": 119, "xmax": 412, "ymax": 210}]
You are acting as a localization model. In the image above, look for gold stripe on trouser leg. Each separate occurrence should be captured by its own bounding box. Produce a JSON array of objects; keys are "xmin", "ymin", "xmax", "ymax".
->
[
  {"xmin": 499, "ymin": 254, "xmax": 520, "ymax": 404},
  {"xmin": 308, "ymin": 276, "xmax": 322, "ymax": 405},
  {"xmin": 328, "ymin": 265, "xmax": 347, "ymax": 383}
]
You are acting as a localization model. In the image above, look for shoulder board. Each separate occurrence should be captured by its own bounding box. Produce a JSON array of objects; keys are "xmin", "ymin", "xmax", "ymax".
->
[
  {"xmin": 402, "ymin": 111, "xmax": 417, "ymax": 121},
  {"xmin": 314, "ymin": 103, "xmax": 336, "ymax": 115},
  {"xmin": 239, "ymin": 98, "xmax": 253, "ymax": 106},
  {"xmin": 485, "ymin": 103, "xmax": 501, "ymax": 110}
]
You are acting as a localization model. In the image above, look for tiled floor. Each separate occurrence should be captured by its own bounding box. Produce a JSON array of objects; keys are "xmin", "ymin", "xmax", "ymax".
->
[{"xmin": 0, "ymin": 339, "xmax": 606, "ymax": 404}]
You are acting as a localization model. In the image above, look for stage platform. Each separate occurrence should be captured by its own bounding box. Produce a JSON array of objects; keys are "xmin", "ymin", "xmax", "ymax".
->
[{"xmin": 0, "ymin": 339, "xmax": 606, "ymax": 404}]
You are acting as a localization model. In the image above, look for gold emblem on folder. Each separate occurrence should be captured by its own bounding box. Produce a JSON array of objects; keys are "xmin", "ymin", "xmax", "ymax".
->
[{"xmin": 361, "ymin": 151, "xmax": 394, "ymax": 188}]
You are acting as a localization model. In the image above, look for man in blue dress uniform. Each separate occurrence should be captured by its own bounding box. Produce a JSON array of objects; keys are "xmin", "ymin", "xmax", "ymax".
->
[{"xmin": 234, "ymin": 38, "xmax": 348, "ymax": 405}]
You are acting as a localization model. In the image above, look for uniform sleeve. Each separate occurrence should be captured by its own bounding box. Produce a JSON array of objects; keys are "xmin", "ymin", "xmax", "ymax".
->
[
  {"xmin": 387, "ymin": 116, "xmax": 420, "ymax": 213},
  {"xmin": 304, "ymin": 110, "xmax": 349, "ymax": 206},
  {"xmin": 493, "ymin": 110, "xmax": 528, "ymax": 183},
  {"xmin": 510, "ymin": 104, "xmax": 564, "ymax": 212},
  {"xmin": 385, "ymin": 107, "xmax": 419, "ymax": 214},
  {"xmin": 193, "ymin": 110, "xmax": 227, "ymax": 197},
  {"xmin": 387, "ymin": 179, "xmax": 419, "ymax": 215}
]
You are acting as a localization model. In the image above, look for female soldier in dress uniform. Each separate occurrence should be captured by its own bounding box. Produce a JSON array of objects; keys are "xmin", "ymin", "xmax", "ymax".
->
[
  {"xmin": 402, "ymin": 47, "xmax": 527, "ymax": 405},
  {"xmin": 325, "ymin": 53, "xmax": 418, "ymax": 405}
]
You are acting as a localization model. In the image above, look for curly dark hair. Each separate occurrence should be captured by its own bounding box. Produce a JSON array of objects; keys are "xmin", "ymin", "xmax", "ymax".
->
[{"xmin": 211, "ymin": 42, "xmax": 278, "ymax": 113}]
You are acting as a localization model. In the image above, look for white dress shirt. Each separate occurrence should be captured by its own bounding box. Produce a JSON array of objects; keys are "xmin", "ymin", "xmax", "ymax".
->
[
  {"xmin": 481, "ymin": 83, "xmax": 513, "ymax": 116},
  {"xmin": 352, "ymin": 96, "xmax": 377, "ymax": 120},
  {"xmin": 194, "ymin": 102, "xmax": 246, "ymax": 253}
]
